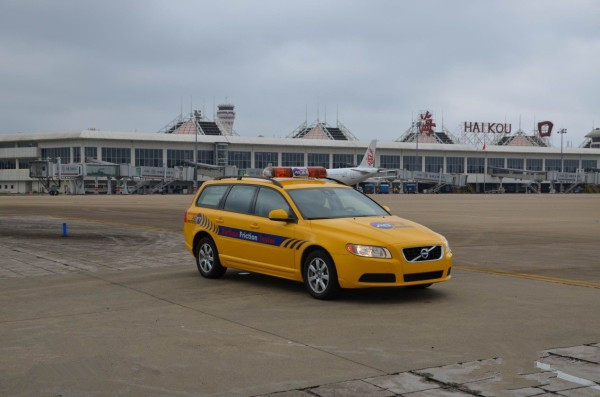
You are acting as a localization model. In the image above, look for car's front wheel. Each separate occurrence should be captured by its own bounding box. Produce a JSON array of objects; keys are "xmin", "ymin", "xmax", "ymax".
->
[
  {"xmin": 303, "ymin": 250, "xmax": 340, "ymax": 300},
  {"xmin": 195, "ymin": 237, "xmax": 226, "ymax": 278}
]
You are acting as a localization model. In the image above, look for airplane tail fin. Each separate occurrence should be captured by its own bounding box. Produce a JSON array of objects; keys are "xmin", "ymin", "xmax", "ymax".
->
[{"xmin": 358, "ymin": 139, "xmax": 377, "ymax": 168}]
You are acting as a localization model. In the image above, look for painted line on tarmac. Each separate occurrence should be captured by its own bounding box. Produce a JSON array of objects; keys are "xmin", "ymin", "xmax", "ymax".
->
[
  {"xmin": 455, "ymin": 265, "xmax": 600, "ymax": 289},
  {"xmin": 28, "ymin": 215, "xmax": 600, "ymax": 290},
  {"xmin": 536, "ymin": 361, "xmax": 600, "ymax": 390}
]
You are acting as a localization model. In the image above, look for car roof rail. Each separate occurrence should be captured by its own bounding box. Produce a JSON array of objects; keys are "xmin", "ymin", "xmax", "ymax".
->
[{"xmin": 214, "ymin": 175, "xmax": 283, "ymax": 188}]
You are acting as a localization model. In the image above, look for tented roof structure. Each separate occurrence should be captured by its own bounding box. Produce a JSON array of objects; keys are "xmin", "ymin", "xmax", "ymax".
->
[
  {"xmin": 287, "ymin": 120, "xmax": 358, "ymax": 140},
  {"xmin": 158, "ymin": 109, "xmax": 237, "ymax": 136}
]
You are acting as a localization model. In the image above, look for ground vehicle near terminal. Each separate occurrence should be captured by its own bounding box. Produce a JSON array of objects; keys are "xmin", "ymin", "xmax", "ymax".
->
[{"xmin": 183, "ymin": 167, "xmax": 452, "ymax": 299}]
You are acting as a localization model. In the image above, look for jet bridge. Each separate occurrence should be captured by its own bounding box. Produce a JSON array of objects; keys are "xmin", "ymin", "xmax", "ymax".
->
[
  {"xmin": 30, "ymin": 160, "xmax": 197, "ymax": 194},
  {"xmin": 396, "ymin": 170, "xmax": 467, "ymax": 193},
  {"xmin": 29, "ymin": 160, "xmax": 85, "ymax": 194},
  {"xmin": 487, "ymin": 167, "xmax": 590, "ymax": 193}
]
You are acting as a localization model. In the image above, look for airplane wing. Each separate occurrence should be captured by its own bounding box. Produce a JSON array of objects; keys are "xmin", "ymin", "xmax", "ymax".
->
[
  {"xmin": 184, "ymin": 161, "xmax": 224, "ymax": 170},
  {"xmin": 350, "ymin": 168, "xmax": 375, "ymax": 174},
  {"xmin": 351, "ymin": 167, "xmax": 389, "ymax": 174}
]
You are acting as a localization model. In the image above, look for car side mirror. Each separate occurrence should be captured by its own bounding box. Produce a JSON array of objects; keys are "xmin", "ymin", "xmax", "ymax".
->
[{"xmin": 268, "ymin": 209, "xmax": 292, "ymax": 222}]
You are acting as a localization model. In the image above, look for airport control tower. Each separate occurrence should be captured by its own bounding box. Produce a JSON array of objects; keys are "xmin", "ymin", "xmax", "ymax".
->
[{"xmin": 216, "ymin": 103, "xmax": 236, "ymax": 135}]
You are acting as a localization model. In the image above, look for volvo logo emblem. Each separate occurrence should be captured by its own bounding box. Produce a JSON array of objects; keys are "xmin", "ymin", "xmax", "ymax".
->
[{"xmin": 420, "ymin": 248, "xmax": 430, "ymax": 259}]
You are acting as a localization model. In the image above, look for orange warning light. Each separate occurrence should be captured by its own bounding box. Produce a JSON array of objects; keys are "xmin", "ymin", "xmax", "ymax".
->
[{"xmin": 306, "ymin": 167, "xmax": 327, "ymax": 178}]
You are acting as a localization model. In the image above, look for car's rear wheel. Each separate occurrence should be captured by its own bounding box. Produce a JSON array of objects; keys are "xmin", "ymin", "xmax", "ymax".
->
[
  {"xmin": 195, "ymin": 237, "xmax": 226, "ymax": 278},
  {"xmin": 303, "ymin": 250, "xmax": 340, "ymax": 300}
]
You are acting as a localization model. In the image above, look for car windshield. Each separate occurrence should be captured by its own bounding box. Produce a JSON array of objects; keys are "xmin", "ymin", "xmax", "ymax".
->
[{"xmin": 288, "ymin": 187, "xmax": 389, "ymax": 220}]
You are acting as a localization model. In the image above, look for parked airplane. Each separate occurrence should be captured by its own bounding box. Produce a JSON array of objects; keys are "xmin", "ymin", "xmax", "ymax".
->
[{"xmin": 326, "ymin": 139, "xmax": 385, "ymax": 185}]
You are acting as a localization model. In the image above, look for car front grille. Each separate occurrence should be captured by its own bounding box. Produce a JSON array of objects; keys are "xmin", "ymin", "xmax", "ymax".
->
[
  {"xmin": 359, "ymin": 273, "xmax": 396, "ymax": 283},
  {"xmin": 402, "ymin": 245, "xmax": 443, "ymax": 262},
  {"xmin": 404, "ymin": 270, "xmax": 444, "ymax": 282}
]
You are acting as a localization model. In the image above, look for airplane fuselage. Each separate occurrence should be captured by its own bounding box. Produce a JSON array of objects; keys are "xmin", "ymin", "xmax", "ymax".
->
[{"xmin": 326, "ymin": 167, "xmax": 379, "ymax": 186}]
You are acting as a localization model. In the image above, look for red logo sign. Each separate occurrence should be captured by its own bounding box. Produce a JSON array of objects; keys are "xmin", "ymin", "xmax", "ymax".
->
[
  {"xmin": 367, "ymin": 148, "xmax": 374, "ymax": 167},
  {"xmin": 537, "ymin": 121, "xmax": 553, "ymax": 137}
]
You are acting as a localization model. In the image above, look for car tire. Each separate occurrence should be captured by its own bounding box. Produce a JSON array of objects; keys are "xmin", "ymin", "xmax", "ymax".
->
[
  {"xmin": 303, "ymin": 250, "xmax": 340, "ymax": 300},
  {"xmin": 195, "ymin": 237, "xmax": 226, "ymax": 278}
]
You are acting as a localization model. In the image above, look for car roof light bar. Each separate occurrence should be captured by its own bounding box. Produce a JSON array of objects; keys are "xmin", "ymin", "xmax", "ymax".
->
[{"xmin": 263, "ymin": 167, "xmax": 327, "ymax": 179}]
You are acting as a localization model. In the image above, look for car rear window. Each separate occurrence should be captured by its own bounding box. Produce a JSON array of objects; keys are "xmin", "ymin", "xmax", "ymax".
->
[
  {"xmin": 223, "ymin": 185, "xmax": 257, "ymax": 213},
  {"xmin": 196, "ymin": 185, "xmax": 229, "ymax": 208}
]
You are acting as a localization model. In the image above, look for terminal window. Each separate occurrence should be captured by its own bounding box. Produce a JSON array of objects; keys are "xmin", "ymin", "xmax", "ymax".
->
[
  {"xmin": 507, "ymin": 158, "xmax": 524, "ymax": 170},
  {"xmin": 167, "ymin": 149, "xmax": 193, "ymax": 168},
  {"xmin": 228, "ymin": 151, "xmax": 251, "ymax": 169},
  {"xmin": 308, "ymin": 153, "xmax": 329, "ymax": 168},
  {"xmin": 281, "ymin": 152, "xmax": 304, "ymax": 167},
  {"xmin": 102, "ymin": 147, "xmax": 130, "ymax": 164},
  {"xmin": 333, "ymin": 154, "xmax": 354, "ymax": 168},
  {"xmin": 403, "ymin": 156, "xmax": 422, "ymax": 172},
  {"xmin": 582, "ymin": 159, "xmax": 597, "ymax": 171},
  {"xmin": 563, "ymin": 159, "xmax": 578, "ymax": 173},
  {"xmin": 488, "ymin": 158, "xmax": 505, "ymax": 168},
  {"xmin": 380, "ymin": 155, "xmax": 400, "ymax": 169},
  {"xmin": 467, "ymin": 158, "xmax": 485, "ymax": 174},
  {"xmin": 41, "ymin": 147, "xmax": 70, "ymax": 163},
  {"xmin": 426, "ymin": 156, "xmax": 444, "ymax": 173},
  {"xmin": 85, "ymin": 147, "xmax": 98, "ymax": 162},
  {"xmin": 0, "ymin": 160, "xmax": 16, "ymax": 169},
  {"xmin": 73, "ymin": 147, "xmax": 81, "ymax": 163},
  {"xmin": 255, "ymin": 152, "xmax": 278, "ymax": 168},
  {"xmin": 197, "ymin": 150, "xmax": 214, "ymax": 165},
  {"xmin": 526, "ymin": 159, "xmax": 543, "ymax": 171},
  {"xmin": 545, "ymin": 159, "xmax": 560, "ymax": 171},
  {"xmin": 135, "ymin": 148, "xmax": 163, "ymax": 167},
  {"xmin": 446, "ymin": 157, "xmax": 464, "ymax": 173}
]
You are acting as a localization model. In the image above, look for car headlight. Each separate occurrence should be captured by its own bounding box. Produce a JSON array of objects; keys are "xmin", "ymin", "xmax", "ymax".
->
[
  {"xmin": 345, "ymin": 244, "xmax": 391, "ymax": 258},
  {"xmin": 441, "ymin": 236, "xmax": 452, "ymax": 253}
]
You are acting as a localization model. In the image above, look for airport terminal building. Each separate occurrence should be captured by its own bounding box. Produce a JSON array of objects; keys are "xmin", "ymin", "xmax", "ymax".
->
[{"xmin": 1, "ymin": 105, "xmax": 600, "ymax": 194}]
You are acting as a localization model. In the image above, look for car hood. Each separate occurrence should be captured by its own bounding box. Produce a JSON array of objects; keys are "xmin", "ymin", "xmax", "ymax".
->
[{"xmin": 309, "ymin": 215, "xmax": 443, "ymax": 246}]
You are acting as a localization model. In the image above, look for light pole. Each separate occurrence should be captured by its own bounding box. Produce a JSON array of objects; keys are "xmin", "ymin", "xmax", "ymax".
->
[
  {"xmin": 415, "ymin": 121, "xmax": 421, "ymax": 193},
  {"xmin": 558, "ymin": 128, "xmax": 567, "ymax": 193},
  {"xmin": 194, "ymin": 126, "xmax": 198, "ymax": 192},
  {"xmin": 558, "ymin": 128, "xmax": 567, "ymax": 172},
  {"xmin": 415, "ymin": 121, "xmax": 421, "ymax": 170}
]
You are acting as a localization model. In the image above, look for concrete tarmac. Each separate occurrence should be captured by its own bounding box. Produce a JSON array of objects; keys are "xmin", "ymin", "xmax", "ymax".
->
[{"xmin": 0, "ymin": 194, "xmax": 599, "ymax": 396}]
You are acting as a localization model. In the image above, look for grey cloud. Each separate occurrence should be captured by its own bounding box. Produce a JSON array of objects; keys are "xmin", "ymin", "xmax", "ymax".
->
[{"xmin": 0, "ymin": 0, "xmax": 598, "ymax": 142}]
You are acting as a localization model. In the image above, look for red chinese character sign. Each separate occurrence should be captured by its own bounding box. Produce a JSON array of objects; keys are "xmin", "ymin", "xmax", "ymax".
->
[{"xmin": 419, "ymin": 111, "xmax": 436, "ymax": 136}]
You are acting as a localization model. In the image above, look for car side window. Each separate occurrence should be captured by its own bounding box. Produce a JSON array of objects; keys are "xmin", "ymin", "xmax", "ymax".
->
[
  {"xmin": 196, "ymin": 185, "xmax": 229, "ymax": 208},
  {"xmin": 254, "ymin": 187, "xmax": 291, "ymax": 218},
  {"xmin": 223, "ymin": 185, "xmax": 257, "ymax": 214}
]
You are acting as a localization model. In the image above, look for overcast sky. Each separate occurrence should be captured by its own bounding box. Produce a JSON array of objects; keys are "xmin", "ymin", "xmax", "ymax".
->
[{"xmin": 1, "ymin": 0, "xmax": 598, "ymax": 147}]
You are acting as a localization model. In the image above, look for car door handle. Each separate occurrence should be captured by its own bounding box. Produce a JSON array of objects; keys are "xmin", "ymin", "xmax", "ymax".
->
[
  {"xmin": 249, "ymin": 223, "xmax": 260, "ymax": 230},
  {"xmin": 215, "ymin": 217, "xmax": 224, "ymax": 223}
]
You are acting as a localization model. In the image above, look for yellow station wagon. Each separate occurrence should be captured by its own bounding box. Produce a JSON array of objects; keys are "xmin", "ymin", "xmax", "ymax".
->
[{"xmin": 183, "ymin": 167, "xmax": 452, "ymax": 299}]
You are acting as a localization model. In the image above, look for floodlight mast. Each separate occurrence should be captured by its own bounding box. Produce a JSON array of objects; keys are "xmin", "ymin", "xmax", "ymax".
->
[
  {"xmin": 558, "ymin": 128, "xmax": 567, "ymax": 193},
  {"xmin": 194, "ymin": 126, "xmax": 198, "ymax": 191},
  {"xmin": 415, "ymin": 120, "xmax": 421, "ymax": 193},
  {"xmin": 558, "ymin": 128, "xmax": 567, "ymax": 172}
]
